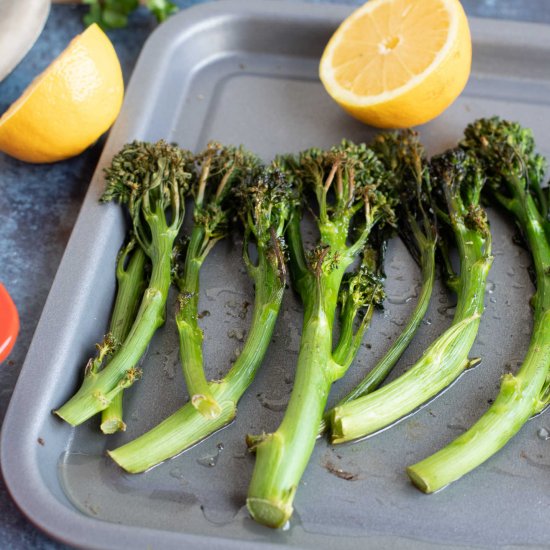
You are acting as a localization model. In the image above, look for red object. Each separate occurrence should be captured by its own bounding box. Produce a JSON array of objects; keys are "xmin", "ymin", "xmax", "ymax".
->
[{"xmin": 0, "ymin": 283, "xmax": 19, "ymax": 363}]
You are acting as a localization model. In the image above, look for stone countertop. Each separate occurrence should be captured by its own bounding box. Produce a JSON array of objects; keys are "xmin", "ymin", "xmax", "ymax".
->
[{"xmin": 0, "ymin": 1, "xmax": 548, "ymax": 548}]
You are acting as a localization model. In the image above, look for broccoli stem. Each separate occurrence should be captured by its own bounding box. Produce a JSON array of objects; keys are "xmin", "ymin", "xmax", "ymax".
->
[
  {"xmin": 173, "ymin": 143, "xmax": 259, "ymax": 419},
  {"xmin": 176, "ymin": 225, "xmax": 222, "ymax": 419},
  {"xmin": 349, "ymin": 239, "xmax": 433, "ymax": 401},
  {"xmin": 100, "ymin": 242, "xmax": 147, "ymax": 434},
  {"xmin": 247, "ymin": 299, "xmax": 337, "ymax": 529},
  {"xmin": 223, "ymin": 253, "xmax": 284, "ymax": 397},
  {"xmin": 246, "ymin": 216, "xmax": 361, "ymax": 528},
  {"xmin": 55, "ymin": 232, "xmax": 174, "ymax": 426},
  {"xmin": 110, "ymin": 392, "xmax": 236, "ymax": 473},
  {"xmin": 324, "ymin": 129, "xmax": 439, "ymax": 435},
  {"xmin": 407, "ymin": 193, "xmax": 550, "ymax": 492},
  {"xmin": 109, "ymin": 245, "xmax": 284, "ymax": 473},
  {"xmin": 318, "ymin": 239, "xmax": 435, "ymax": 435},
  {"xmin": 100, "ymin": 393, "xmax": 125, "ymax": 435},
  {"xmin": 329, "ymin": 225, "xmax": 492, "ymax": 443}
]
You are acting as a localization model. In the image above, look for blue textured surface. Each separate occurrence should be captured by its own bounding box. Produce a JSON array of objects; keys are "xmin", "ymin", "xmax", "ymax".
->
[{"xmin": 0, "ymin": 1, "xmax": 547, "ymax": 548}]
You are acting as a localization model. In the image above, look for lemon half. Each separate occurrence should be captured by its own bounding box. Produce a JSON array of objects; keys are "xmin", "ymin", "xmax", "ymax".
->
[
  {"xmin": 0, "ymin": 23, "xmax": 124, "ymax": 163},
  {"xmin": 320, "ymin": 0, "xmax": 472, "ymax": 128}
]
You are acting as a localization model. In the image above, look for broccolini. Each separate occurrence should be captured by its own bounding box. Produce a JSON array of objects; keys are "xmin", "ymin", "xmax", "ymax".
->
[
  {"xmin": 246, "ymin": 141, "xmax": 395, "ymax": 528},
  {"xmin": 100, "ymin": 238, "xmax": 147, "ymax": 434},
  {"xmin": 322, "ymin": 131, "xmax": 437, "ymax": 429},
  {"xmin": 108, "ymin": 166, "xmax": 293, "ymax": 473},
  {"xmin": 175, "ymin": 142, "xmax": 259, "ymax": 419},
  {"xmin": 328, "ymin": 146, "xmax": 493, "ymax": 444},
  {"xmin": 55, "ymin": 141, "xmax": 192, "ymax": 426},
  {"xmin": 408, "ymin": 117, "xmax": 550, "ymax": 492}
]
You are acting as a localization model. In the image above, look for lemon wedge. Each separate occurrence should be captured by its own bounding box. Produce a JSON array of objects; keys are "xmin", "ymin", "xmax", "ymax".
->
[{"xmin": 0, "ymin": 23, "xmax": 124, "ymax": 163}]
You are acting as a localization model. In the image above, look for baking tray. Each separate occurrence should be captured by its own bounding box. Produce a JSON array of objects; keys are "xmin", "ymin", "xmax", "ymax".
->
[{"xmin": 3, "ymin": 1, "xmax": 550, "ymax": 548}]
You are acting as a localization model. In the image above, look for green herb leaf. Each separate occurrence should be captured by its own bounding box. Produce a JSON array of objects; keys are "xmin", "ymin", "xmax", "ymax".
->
[
  {"xmin": 146, "ymin": 0, "xmax": 179, "ymax": 22},
  {"xmin": 102, "ymin": 8, "xmax": 130, "ymax": 29},
  {"xmin": 83, "ymin": 0, "xmax": 176, "ymax": 29}
]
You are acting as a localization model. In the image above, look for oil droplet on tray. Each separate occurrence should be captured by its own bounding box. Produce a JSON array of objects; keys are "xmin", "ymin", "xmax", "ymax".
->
[
  {"xmin": 197, "ymin": 443, "xmax": 224, "ymax": 467},
  {"xmin": 386, "ymin": 284, "xmax": 419, "ymax": 305},
  {"xmin": 169, "ymin": 467, "xmax": 186, "ymax": 480}
]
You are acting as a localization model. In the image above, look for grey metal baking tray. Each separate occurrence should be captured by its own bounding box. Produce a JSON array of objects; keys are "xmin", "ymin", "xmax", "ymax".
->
[{"xmin": 3, "ymin": 1, "xmax": 550, "ymax": 548}]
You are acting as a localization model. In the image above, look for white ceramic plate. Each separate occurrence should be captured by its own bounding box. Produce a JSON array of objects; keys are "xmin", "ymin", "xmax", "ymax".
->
[{"xmin": 0, "ymin": 0, "xmax": 50, "ymax": 82}]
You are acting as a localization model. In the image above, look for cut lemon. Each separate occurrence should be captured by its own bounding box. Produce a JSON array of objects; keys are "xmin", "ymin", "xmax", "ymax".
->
[
  {"xmin": 0, "ymin": 23, "xmax": 123, "ymax": 163},
  {"xmin": 319, "ymin": 0, "xmax": 471, "ymax": 128}
]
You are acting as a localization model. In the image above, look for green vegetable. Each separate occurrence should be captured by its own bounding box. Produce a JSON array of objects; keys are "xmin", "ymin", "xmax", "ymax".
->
[
  {"xmin": 175, "ymin": 142, "xmax": 259, "ymax": 419},
  {"xmin": 100, "ymin": 238, "xmax": 147, "ymax": 434},
  {"xmin": 407, "ymin": 117, "xmax": 550, "ymax": 493},
  {"xmin": 328, "ymin": 146, "xmax": 493, "ymax": 444},
  {"xmin": 83, "ymin": 0, "xmax": 177, "ymax": 29},
  {"xmin": 55, "ymin": 140, "xmax": 192, "ymax": 426},
  {"xmin": 246, "ymin": 142, "xmax": 395, "ymax": 529},
  {"xmin": 108, "ymin": 166, "xmax": 293, "ymax": 473},
  {"xmin": 319, "ymin": 130, "xmax": 437, "ymax": 436}
]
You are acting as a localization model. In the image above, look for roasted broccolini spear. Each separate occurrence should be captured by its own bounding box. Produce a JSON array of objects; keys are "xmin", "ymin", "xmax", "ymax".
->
[
  {"xmin": 108, "ymin": 166, "xmax": 294, "ymax": 473},
  {"xmin": 100, "ymin": 239, "xmax": 147, "ymax": 434},
  {"xmin": 175, "ymin": 142, "xmax": 259, "ymax": 419},
  {"xmin": 328, "ymin": 146, "xmax": 493, "ymax": 444},
  {"xmin": 246, "ymin": 142, "xmax": 395, "ymax": 529},
  {"xmin": 55, "ymin": 141, "xmax": 192, "ymax": 426},
  {"xmin": 408, "ymin": 117, "xmax": 550, "ymax": 492},
  {"xmin": 322, "ymin": 131, "xmax": 437, "ymax": 427}
]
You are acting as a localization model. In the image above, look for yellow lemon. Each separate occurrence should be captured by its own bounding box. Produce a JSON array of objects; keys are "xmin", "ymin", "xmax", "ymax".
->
[
  {"xmin": 319, "ymin": 0, "xmax": 471, "ymax": 128},
  {"xmin": 0, "ymin": 23, "xmax": 123, "ymax": 163}
]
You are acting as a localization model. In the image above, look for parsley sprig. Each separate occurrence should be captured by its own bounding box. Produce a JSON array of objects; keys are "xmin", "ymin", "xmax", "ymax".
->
[{"xmin": 83, "ymin": 0, "xmax": 178, "ymax": 29}]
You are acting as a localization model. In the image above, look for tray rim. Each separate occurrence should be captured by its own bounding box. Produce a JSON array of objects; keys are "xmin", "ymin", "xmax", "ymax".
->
[{"xmin": 2, "ymin": 2, "xmax": 550, "ymax": 549}]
